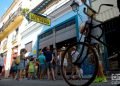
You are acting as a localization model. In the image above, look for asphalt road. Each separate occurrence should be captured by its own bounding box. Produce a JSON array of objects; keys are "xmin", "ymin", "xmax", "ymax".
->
[{"xmin": 0, "ymin": 79, "xmax": 118, "ymax": 86}]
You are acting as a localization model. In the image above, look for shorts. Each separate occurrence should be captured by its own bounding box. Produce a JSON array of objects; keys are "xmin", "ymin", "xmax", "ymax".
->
[
  {"xmin": 18, "ymin": 62, "xmax": 25, "ymax": 70},
  {"xmin": 28, "ymin": 72, "xmax": 34, "ymax": 75},
  {"xmin": 39, "ymin": 64, "xmax": 46, "ymax": 72},
  {"xmin": 13, "ymin": 65, "xmax": 18, "ymax": 73},
  {"xmin": 46, "ymin": 62, "xmax": 55, "ymax": 70}
]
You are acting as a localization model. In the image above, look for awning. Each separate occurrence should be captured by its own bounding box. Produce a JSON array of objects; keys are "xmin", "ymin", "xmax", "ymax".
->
[{"xmin": 0, "ymin": 15, "xmax": 24, "ymax": 41}]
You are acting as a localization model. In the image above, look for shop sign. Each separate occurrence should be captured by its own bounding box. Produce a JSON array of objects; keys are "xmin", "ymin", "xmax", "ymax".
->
[
  {"xmin": 29, "ymin": 13, "xmax": 51, "ymax": 26},
  {"xmin": 33, "ymin": 50, "xmax": 36, "ymax": 54}
]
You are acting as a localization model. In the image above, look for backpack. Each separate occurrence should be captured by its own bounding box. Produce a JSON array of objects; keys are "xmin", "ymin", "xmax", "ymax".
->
[{"xmin": 15, "ymin": 56, "xmax": 20, "ymax": 65}]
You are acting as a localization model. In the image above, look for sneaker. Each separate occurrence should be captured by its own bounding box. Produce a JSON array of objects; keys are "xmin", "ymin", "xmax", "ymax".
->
[
  {"xmin": 94, "ymin": 77, "xmax": 100, "ymax": 83},
  {"xmin": 94, "ymin": 76, "xmax": 107, "ymax": 83},
  {"xmin": 100, "ymin": 77, "xmax": 107, "ymax": 82}
]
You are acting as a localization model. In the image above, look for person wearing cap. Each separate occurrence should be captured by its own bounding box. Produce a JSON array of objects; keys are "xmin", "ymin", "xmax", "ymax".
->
[
  {"xmin": 59, "ymin": 47, "xmax": 68, "ymax": 77},
  {"xmin": 71, "ymin": 46, "xmax": 83, "ymax": 79},
  {"xmin": 79, "ymin": 6, "xmax": 107, "ymax": 82}
]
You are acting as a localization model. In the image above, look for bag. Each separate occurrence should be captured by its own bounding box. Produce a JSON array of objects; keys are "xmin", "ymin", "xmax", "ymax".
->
[{"xmin": 15, "ymin": 56, "xmax": 20, "ymax": 65}]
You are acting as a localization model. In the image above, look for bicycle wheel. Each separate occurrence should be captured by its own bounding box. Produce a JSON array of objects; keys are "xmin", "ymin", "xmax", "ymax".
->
[{"xmin": 61, "ymin": 42, "xmax": 99, "ymax": 86}]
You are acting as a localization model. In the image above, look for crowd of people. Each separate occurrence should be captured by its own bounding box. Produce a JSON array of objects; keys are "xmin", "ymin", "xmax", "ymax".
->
[
  {"xmin": 0, "ymin": 45, "xmax": 106, "ymax": 83},
  {"xmin": 2, "ymin": 46, "xmax": 84, "ymax": 81},
  {"xmin": 7, "ymin": 46, "xmax": 81, "ymax": 81}
]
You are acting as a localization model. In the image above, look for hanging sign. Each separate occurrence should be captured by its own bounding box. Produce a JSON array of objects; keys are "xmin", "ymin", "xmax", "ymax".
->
[{"xmin": 28, "ymin": 13, "xmax": 51, "ymax": 26}]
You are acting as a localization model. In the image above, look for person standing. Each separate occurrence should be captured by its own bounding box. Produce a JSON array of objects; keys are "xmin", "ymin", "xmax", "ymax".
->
[
  {"xmin": 79, "ymin": 8, "xmax": 107, "ymax": 82},
  {"xmin": 28, "ymin": 57, "xmax": 35, "ymax": 80},
  {"xmin": 61, "ymin": 47, "xmax": 68, "ymax": 77},
  {"xmin": 17, "ymin": 48, "xmax": 27, "ymax": 80},
  {"xmin": 71, "ymin": 47, "xmax": 83, "ymax": 79},
  {"xmin": 0, "ymin": 53, "xmax": 4, "ymax": 80},
  {"xmin": 44, "ymin": 47, "xmax": 56, "ymax": 80},
  {"xmin": 38, "ymin": 49, "xmax": 46, "ymax": 79}
]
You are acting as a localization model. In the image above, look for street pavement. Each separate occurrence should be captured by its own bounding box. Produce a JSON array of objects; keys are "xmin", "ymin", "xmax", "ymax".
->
[{"xmin": 0, "ymin": 78, "xmax": 118, "ymax": 86}]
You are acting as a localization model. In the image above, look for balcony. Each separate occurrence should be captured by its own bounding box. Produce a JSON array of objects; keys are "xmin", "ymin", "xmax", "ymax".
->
[
  {"xmin": 0, "ymin": 8, "xmax": 24, "ymax": 41},
  {"xmin": 0, "ymin": 8, "xmax": 21, "ymax": 32}
]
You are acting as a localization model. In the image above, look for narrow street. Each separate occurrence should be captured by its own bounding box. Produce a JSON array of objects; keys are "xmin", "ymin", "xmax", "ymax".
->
[
  {"xmin": 0, "ymin": 0, "xmax": 120, "ymax": 86},
  {"xmin": 0, "ymin": 78, "xmax": 117, "ymax": 86}
]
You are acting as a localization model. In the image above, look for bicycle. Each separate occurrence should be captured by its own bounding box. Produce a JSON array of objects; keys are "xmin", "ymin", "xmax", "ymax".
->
[{"xmin": 61, "ymin": 0, "xmax": 119, "ymax": 86}]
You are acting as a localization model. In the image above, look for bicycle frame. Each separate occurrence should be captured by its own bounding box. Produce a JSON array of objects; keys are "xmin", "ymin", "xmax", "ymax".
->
[
  {"xmin": 73, "ymin": 0, "xmax": 119, "ymax": 66},
  {"xmin": 74, "ymin": 14, "xmax": 120, "ymax": 67},
  {"xmin": 81, "ymin": 0, "xmax": 120, "ymax": 53},
  {"xmin": 81, "ymin": 15, "xmax": 120, "ymax": 62}
]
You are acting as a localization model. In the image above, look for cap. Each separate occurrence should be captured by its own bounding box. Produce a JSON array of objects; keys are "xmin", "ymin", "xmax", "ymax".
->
[
  {"xmin": 72, "ymin": 46, "xmax": 76, "ymax": 49},
  {"xmin": 61, "ymin": 46, "xmax": 66, "ymax": 51}
]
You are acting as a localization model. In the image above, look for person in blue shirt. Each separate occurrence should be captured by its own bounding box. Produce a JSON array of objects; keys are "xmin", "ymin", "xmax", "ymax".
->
[{"xmin": 38, "ymin": 49, "xmax": 46, "ymax": 79}]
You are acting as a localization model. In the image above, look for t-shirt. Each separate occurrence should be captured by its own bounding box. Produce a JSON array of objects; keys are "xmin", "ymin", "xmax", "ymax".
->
[
  {"xmin": 57, "ymin": 52, "xmax": 67, "ymax": 66},
  {"xmin": 71, "ymin": 50, "xmax": 79, "ymax": 63},
  {"xmin": 44, "ymin": 51, "xmax": 53, "ymax": 62},
  {"xmin": 38, "ymin": 54, "xmax": 46, "ymax": 65}
]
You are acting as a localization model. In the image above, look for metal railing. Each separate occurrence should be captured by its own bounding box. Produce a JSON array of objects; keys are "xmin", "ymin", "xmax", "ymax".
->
[{"xmin": 0, "ymin": 8, "xmax": 22, "ymax": 32}]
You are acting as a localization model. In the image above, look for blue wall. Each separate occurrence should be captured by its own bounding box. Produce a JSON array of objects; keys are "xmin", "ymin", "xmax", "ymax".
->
[
  {"xmin": 40, "ymin": 4, "xmax": 88, "ymax": 32},
  {"xmin": 37, "ymin": 4, "xmax": 96, "ymax": 75}
]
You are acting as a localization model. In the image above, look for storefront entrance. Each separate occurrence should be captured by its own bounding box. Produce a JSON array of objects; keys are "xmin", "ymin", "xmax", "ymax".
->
[
  {"xmin": 104, "ymin": 16, "xmax": 120, "ymax": 71},
  {"xmin": 56, "ymin": 37, "xmax": 76, "ymax": 50}
]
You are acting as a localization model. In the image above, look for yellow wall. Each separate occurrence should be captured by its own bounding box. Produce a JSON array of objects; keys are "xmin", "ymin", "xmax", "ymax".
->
[{"xmin": 0, "ymin": 15, "xmax": 23, "ymax": 41}]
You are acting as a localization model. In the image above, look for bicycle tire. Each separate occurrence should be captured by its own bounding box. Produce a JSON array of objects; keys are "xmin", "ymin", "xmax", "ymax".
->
[{"xmin": 61, "ymin": 42, "xmax": 99, "ymax": 86}]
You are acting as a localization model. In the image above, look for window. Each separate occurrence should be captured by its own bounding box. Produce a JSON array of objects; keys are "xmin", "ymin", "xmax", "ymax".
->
[
  {"xmin": 40, "ymin": 30, "xmax": 53, "ymax": 39},
  {"xmin": 25, "ymin": 41, "xmax": 32, "ymax": 52},
  {"xmin": 55, "ymin": 19, "xmax": 75, "ymax": 31},
  {"xmin": 12, "ymin": 28, "xmax": 19, "ymax": 42}
]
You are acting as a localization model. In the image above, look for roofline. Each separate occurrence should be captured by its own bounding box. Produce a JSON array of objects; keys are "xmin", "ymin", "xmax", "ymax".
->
[
  {"xmin": 31, "ymin": 0, "xmax": 52, "ymax": 13},
  {"xmin": 0, "ymin": 0, "xmax": 20, "ymax": 22}
]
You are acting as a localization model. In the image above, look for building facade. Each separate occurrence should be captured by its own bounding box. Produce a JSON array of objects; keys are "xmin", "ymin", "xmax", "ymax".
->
[
  {"xmin": 21, "ymin": 0, "xmax": 87, "ymax": 56},
  {"xmin": 0, "ymin": 0, "xmax": 43, "ymax": 78},
  {"xmin": 0, "ymin": 0, "xmax": 120, "ymax": 77}
]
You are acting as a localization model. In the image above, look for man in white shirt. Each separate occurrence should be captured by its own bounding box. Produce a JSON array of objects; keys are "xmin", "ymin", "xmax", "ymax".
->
[
  {"xmin": 0, "ymin": 53, "xmax": 4, "ymax": 80},
  {"xmin": 71, "ymin": 47, "xmax": 83, "ymax": 79}
]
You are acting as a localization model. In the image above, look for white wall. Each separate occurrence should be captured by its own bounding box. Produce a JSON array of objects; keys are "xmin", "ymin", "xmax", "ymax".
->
[
  {"xmin": 91, "ymin": 0, "xmax": 119, "ymax": 21},
  {"xmin": 0, "ymin": 0, "xmax": 22, "ymax": 26},
  {"xmin": 21, "ymin": 0, "xmax": 44, "ymax": 10},
  {"xmin": 20, "ymin": 0, "xmax": 72, "ymax": 55},
  {"xmin": 20, "ymin": 23, "xmax": 43, "ymax": 55}
]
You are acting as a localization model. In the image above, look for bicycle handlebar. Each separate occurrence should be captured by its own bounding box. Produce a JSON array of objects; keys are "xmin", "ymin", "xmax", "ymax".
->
[
  {"xmin": 98, "ymin": 4, "xmax": 114, "ymax": 14},
  {"xmin": 82, "ymin": 1, "xmax": 97, "ymax": 14},
  {"xmin": 82, "ymin": 0, "xmax": 114, "ymax": 16}
]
